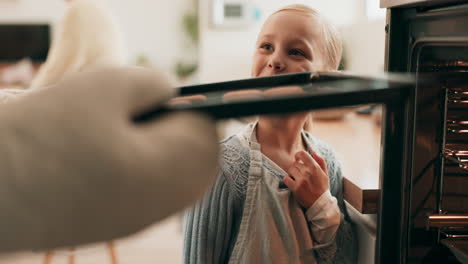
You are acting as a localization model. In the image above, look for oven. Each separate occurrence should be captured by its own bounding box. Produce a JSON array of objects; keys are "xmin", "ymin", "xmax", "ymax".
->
[{"xmin": 383, "ymin": 0, "xmax": 468, "ymax": 263}]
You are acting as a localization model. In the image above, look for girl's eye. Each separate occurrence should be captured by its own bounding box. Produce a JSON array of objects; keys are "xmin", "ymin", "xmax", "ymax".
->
[
  {"xmin": 289, "ymin": 49, "xmax": 305, "ymax": 57},
  {"xmin": 260, "ymin": 44, "xmax": 273, "ymax": 51}
]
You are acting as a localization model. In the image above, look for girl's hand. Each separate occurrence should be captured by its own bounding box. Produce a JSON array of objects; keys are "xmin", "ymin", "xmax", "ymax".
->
[{"xmin": 283, "ymin": 151, "xmax": 329, "ymax": 208}]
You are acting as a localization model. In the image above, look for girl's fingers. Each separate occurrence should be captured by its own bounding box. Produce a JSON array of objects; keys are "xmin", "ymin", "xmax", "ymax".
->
[
  {"xmin": 287, "ymin": 164, "xmax": 302, "ymax": 180},
  {"xmin": 295, "ymin": 150, "xmax": 316, "ymax": 167},
  {"xmin": 311, "ymin": 151, "xmax": 328, "ymax": 174},
  {"xmin": 283, "ymin": 174, "xmax": 296, "ymax": 190},
  {"xmin": 295, "ymin": 150, "xmax": 328, "ymax": 175},
  {"xmin": 293, "ymin": 162, "xmax": 308, "ymax": 175}
]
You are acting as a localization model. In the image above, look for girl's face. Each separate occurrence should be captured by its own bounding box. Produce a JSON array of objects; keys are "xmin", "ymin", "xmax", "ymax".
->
[{"xmin": 251, "ymin": 11, "xmax": 328, "ymax": 77}]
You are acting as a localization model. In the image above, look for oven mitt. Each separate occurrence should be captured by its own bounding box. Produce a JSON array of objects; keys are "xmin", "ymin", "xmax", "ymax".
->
[
  {"xmin": 0, "ymin": 67, "xmax": 218, "ymax": 252},
  {"xmin": 0, "ymin": 89, "xmax": 28, "ymax": 103}
]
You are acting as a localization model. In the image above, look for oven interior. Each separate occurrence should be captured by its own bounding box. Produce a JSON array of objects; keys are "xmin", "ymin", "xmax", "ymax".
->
[{"xmin": 409, "ymin": 43, "xmax": 468, "ymax": 263}]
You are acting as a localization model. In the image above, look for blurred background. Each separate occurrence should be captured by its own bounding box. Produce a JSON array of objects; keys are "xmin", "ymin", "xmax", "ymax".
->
[
  {"xmin": 0, "ymin": 0, "xmax": 385, "ymax": 88},
  {"xmin": 0, "ymin": 0, "xmax": 385, "ymax": 263}
]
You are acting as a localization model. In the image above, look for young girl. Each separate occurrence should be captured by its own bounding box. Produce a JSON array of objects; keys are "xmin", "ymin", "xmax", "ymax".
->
[{"xmin": 184, "ymin": 4, "xmax": 357, "ymax": 263}]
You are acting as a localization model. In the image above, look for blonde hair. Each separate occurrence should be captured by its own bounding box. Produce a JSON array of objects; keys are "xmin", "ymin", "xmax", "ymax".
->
[
  {"xmin": 272, "ymin": 4, "xmax": 342, "ymax": 70},
  {"xmin": 30, "ymin": 0, "xmax": 126, "ymax": 89}
]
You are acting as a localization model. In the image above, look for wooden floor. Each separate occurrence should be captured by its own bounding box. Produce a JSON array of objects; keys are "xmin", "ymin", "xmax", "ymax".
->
[{"xmin": 0, "ymin": 216, "xmax": 184, "ymax": 264}]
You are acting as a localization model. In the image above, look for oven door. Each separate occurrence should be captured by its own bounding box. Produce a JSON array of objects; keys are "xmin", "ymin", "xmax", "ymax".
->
[{"xmin": 386, "ymin": 2, "xmax": 468, "ymax": 263}]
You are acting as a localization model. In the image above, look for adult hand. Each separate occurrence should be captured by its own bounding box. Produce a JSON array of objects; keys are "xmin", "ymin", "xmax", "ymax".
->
[
  {"xmin": 0, "ymin": 67, "xmax": 218, "ymax": 252},
  {"xmin": 283, "ymin": 151, "xmax": 329, "ymax": 208}
]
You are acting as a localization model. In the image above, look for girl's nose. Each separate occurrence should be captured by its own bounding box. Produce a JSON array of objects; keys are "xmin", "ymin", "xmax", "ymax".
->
[{"xmin": 268, "ymin": 55, "xmax": 286, "ymax": 73}]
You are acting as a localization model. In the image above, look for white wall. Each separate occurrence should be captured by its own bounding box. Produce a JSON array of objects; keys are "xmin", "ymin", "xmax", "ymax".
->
[
  {"xmin": 340, "ymin": 19, "xmax": 386, "ymax": 74},
  {"xmin": 0, "ymin": 0, "xmax": 192, "ymax": 80},
  {"xmin": 108, "ymin": 0, "xmax": 192, "ymax": 72},
  {"xmin": 0, "ymin": 0, "xmax": 66, "ymax": 24}
]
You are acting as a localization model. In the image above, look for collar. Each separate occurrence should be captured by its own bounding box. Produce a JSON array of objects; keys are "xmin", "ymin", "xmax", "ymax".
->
[{"xmin": 238, "ymin": 121, "xmax": 316, "ymax": 154}]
